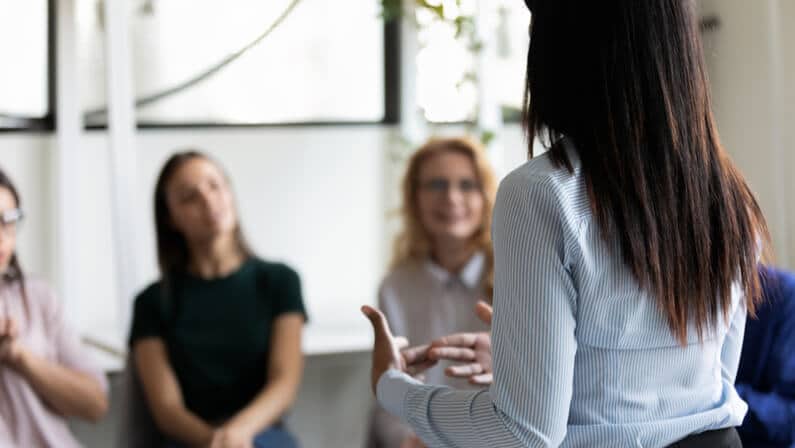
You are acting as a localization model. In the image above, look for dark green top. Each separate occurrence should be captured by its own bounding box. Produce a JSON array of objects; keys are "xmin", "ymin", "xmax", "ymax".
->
[{"xmin": 128, "ymin": 258, "xmax": 307, "ymax": 422}]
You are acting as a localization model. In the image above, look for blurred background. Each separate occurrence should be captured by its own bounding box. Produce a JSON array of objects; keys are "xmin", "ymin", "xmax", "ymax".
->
[{"xmin": 0, "ymin": 0, "xmax": 792, "ymax": 446}]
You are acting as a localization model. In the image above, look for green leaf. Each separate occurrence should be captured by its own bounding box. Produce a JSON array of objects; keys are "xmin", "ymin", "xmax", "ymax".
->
[
  {"xmin": 379, "ymin": 0, "xmax": 403, "ymax": 21},
  {"xmin": 480, "ymin": 130, "xmax": 496, "ymax": 147},
  {"xmin": 417, "ymin": 0, "xmax": 445, "ymax": 19}
]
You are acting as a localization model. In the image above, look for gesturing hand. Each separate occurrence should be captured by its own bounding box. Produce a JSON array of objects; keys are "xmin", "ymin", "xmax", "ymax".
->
[
  {"xmin": 362, "ymin": 305, "xmax": 407, "ymax": 394},
  {"xmin": 428, "ymin": 301, "xmax": 494, "ymax": 385},
  {"xmin": 208, "ymin": 424, "xmax": 254, "ymax": 448},
  {"xmin": 0, "ymin": 317, "xmax": 23, "ymax": 366}
]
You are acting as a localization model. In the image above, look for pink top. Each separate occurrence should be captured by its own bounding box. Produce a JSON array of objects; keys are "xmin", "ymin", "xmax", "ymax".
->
[{"xmin": 0, "ymin": 277, "xmax": 108, "ymax": 448}]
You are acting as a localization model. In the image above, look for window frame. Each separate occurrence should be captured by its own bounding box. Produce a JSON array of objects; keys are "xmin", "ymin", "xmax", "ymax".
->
[
  {"xmin": 0, "ymin": 9, "xmax": 720, "ymax": 133},
  {"xmin": 84, "ymin": 10, "xmax": 401, "ymax": 130},
  {"xmin": 0, "ymin": 0, "xmax": 55, "ymax": 133}
]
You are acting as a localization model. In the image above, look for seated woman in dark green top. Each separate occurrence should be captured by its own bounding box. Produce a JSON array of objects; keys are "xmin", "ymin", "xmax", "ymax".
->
[{"xmin": 129, "ymin": 151, "xmax": 307, "ymax": 448}]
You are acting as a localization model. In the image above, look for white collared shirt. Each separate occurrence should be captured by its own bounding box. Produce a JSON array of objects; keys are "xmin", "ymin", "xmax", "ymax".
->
[{"xmin": 379, "ymin": 252, "xmax": 490, "ymax": 388}]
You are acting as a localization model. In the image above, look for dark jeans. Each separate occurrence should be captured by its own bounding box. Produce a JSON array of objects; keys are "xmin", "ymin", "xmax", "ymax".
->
[
  {"xmin": 669, "ymin": 427, "xmax": 742, "ymax": 448},
  {"xmin": 165, "ymin": 426, "xmax": 299, "ymax": 448}
]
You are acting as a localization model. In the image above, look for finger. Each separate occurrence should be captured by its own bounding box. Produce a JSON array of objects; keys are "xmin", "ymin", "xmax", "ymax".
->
[
  {"xmin": 430, "ymin": 333, "xmax": 479, "ymax": 349},
  {"xmin": 361, "ymin": 306, "xmax": 396, "ymax": 342},
  {"xmin": 475, "ymin": 301, "xmax": 493, "ymax": 325},
  {"xmin": 399, "ymin": 436, "xmax": 418, "ymax": 448},
  {"xmin": 428, "ymin": 347, "xmax": 476, "ymax": 362},
  {"xmin": 394, "ymin": 336, "xmax": 409, "ymax": 350},
  {"xmin": 470, "ymin": 373, "xmax": 494, "ymax": 385},
  {"xmin": 406, "ymin": 359, "xmax": 437, "ymax": 376},
  {"xmin": 445, "ymin": 363, "xmax": 484, "ymax": 377},
  {"xmin": 401, "ymin": 344, "xmax": 430, "ymax": 364},
  {"xmin": 361, "ymin": 305, "xmax": 404, "ymax": 373}
]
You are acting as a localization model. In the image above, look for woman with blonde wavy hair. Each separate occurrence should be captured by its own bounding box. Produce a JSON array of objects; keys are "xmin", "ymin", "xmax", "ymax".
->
[{"xmin": 365, "ymin": 136, "xmax": 498, "ymax": 448}]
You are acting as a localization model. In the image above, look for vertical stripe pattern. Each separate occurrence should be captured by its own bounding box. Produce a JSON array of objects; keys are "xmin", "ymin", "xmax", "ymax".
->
[{"xmin": 377, "ymin": 147, "xmax": 748, "ymax": 448}]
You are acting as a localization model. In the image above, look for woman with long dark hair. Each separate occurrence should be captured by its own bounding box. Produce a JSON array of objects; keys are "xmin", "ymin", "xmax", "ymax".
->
[
  {"xmin": 0, "ymin": 168, "xmax": 108, "ymax": 447},
  {"xmin": 363, "ymin": 1, "xmax": 767, "ymax": 447},
  {"xmin": 129, "ymin": 151, "xmax": 306, "ymax": 448}
]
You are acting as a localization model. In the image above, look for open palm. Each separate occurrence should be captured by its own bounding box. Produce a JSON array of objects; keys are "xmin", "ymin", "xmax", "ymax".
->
[{"xmin": 427, "ymin": 301, "xmax": 493, "ymax": 385}]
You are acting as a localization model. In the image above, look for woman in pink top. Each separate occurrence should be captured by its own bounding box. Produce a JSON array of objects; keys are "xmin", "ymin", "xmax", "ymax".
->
[{"xmin": 0, "ymin": 168, "xmax": 108, "ymax": 447}]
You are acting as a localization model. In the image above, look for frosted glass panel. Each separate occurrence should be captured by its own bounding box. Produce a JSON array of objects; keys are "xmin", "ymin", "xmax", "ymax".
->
[
  {"xmin": 416, "ymin": 0, "xmax": 530, "ymax": 122},
  {"xmin": 0, "ymin": 1, "xmax": 48, "ymax": 119},
  {"xmin": 78, "ymin": 0, "xmax": 385, "ymax": 125}
]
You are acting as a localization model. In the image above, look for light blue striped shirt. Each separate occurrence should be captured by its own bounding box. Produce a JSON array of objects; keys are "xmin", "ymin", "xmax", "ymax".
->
[{"xmin": 377, "ymin": 143, "xmax": 748, "ymax": 447}]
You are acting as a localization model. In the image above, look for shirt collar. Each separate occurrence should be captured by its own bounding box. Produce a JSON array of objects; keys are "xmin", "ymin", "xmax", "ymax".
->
[{"xmin": 424, "ymin": 251, "xmax": 485, "ymax": 290}]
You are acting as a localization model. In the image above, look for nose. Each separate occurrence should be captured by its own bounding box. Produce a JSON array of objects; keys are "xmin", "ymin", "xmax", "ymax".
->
[
  {"xmin": 444, "ymin": 184, "xmax": 464, "ymax": 204},
  {"xmin": 196, "ymin": 187, "xmax": 215, "ymax": 209}
]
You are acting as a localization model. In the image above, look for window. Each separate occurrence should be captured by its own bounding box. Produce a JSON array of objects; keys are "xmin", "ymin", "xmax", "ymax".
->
[
  {"xmin": 0, "ymin": 0, "xmax": 51, "ymax": 130},
  {"xmin": 415, "ymin": 0, "xmax": 530, "ymax": 123},
  {"xmin": 78, "ymin": 0, "xmax": 386, "ymax": 126}
]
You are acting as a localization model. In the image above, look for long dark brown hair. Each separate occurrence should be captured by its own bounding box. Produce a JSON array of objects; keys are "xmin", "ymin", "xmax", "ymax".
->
[
  {"xmin": 523, "ymin": 0, "xmax": 769, "ymax": 343},
  {"xmin": 0, "ymin": 168, "xmax": 28, "ymax": 314},
  {"xmin": 153, "ymin": 151, "xmax": 252, "ymax": 287}
]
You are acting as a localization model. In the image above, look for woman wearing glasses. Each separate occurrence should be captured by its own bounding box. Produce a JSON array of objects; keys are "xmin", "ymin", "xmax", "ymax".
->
[
  {"xmin": 366, "ymin": 137, "xmax": 497, "ymax": 448},
  {"xmin": 0, "ymin": 168, "xmax": 108, "ymax": 447},
  {"xmin": 364, "ymin": 1, "xmax": 766, "ymax": 447}
]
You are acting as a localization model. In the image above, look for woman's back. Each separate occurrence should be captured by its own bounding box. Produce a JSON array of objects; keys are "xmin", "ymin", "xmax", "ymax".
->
[
  {"xmin": 366, "ymin": 1, "xmax": 763, "ymax": 446},
  {"xmin": 491, "ymin": 142, "xmax": 747, "ymax": 447}
]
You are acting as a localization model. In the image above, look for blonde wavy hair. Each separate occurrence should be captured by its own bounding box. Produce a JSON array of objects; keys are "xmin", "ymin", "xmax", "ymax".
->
[{"xmin": 390, "ymin": 136, "xmax": 498, "ymax": 301}]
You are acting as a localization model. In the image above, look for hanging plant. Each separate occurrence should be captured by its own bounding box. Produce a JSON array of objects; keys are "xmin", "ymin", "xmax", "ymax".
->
[
  {"xmin": 380, "ymin": 0, "xmax": 494, "ymax": 149},
  {"xmin": 380, "ymin": 0, "xmax": 482, "ymax": 65}
]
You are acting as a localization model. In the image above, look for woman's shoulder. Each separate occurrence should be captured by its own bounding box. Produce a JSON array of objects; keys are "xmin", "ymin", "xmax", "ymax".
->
[
  {"xmin": 380, "ymin": 260, "xmax": 424, "ymax": 291},
  {"xmin": 3, "ymin": 276, "xmax": 65, "ymax": 322},
  {"xmin": 505, "ymin": 144, "xmax": 582, "ymax": 188},
  {"xmin": 20, "ymin": 274, "xmax": 53, "ymax": 295},
  {"xmin": 16, "ymin": 275, "xmax": 57, "ymax": 309},
  {"xmin": 133, "ymin": 280, "xmax": 165, "ymax": 307},
  {"xmin": 250, "ymin": 257, "xmax": 300, "ymax": 281},
  {"xmin": 502, "ymin": 157, "xmax": 588, "ymax": 219},
  {"xmin": 760, "ymin": 266, "xmax": 795, "ymax": 312}
]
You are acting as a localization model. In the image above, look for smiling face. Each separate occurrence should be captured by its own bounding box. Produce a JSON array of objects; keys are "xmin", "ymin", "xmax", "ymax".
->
[
  {"xmin": 415, "ymin": 150, "xmax": 485, "ymax": 249},
  {"xmin": 164, "ymin": 157, "xmax": 238, "ymax": 247}
]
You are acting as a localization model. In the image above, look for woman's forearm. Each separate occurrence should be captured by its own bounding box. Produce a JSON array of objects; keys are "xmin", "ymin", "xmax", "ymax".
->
[
  {"xmin": 226, "ymin": 375, "xmax": 300, "ymax": 435},
  {"xmin": 133, "ymin": 338, "xmax": 215, "ymax": 447},
  {"xmin": 151, "ymin": 404, "xmax": 215, "ymax": 447},
  {"xmin": 12, "ymin": 347, "xmax": 108, "ymax": 421},
  {"xmin": 225, "ymin": 313, "xmax": 305, "ymax": 437}
]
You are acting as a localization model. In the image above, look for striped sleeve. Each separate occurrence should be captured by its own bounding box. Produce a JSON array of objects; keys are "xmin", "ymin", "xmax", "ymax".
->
[
  {"xmin": 376, "ymin": 172, "xmax": 579, "ymax": 448},
  {"xmin": 720, "ymin": 298, "xmax": 746, "ymax": 384}
]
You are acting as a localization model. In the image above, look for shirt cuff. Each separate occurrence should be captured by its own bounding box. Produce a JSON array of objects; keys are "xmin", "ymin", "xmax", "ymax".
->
[{"xmin": 376, "ymin": 368, "xmax": 423, "ymax": 422}]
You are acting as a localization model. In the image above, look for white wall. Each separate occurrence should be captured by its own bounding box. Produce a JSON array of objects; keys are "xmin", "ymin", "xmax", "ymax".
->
[
  {"xmin": 84, "ymin": 126, "xmax": 395, "ymax": 355},
  {"xmin": 0, "ymin": 124, "xmax": 529, "ymax": 361},
  {"xmin": 779, "ymin": 0, "xmax": 795, "ymax": 269},
  {"xmin": 5, "ymin": 2, "xmax": 794, "ymax": 357},
  {"xmin": 700, "ymin": 0, "xmax": 795, "ymax": 268}
]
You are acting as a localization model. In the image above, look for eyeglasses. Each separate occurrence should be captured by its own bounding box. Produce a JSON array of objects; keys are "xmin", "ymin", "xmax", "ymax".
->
[
  {"xmin": 419, "ymin": 178, "xmax": 482, "ymax": 195},
  {"xmin": 0, "ymin": 209, "xmax": 23, "ymax": 235}
]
